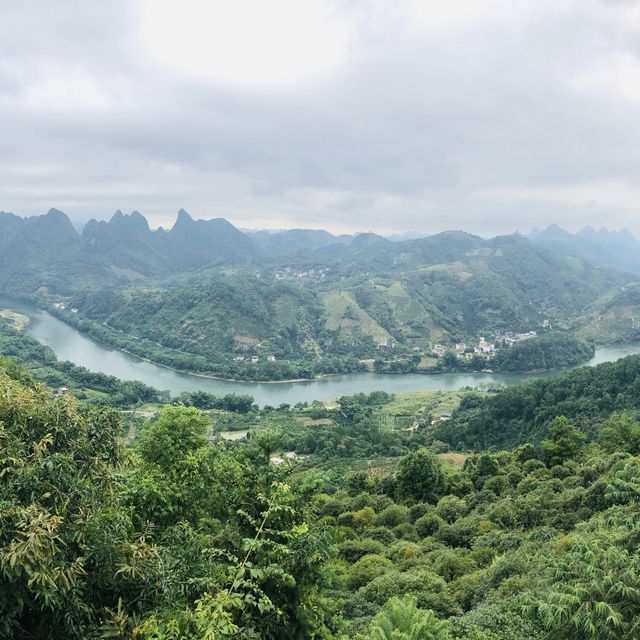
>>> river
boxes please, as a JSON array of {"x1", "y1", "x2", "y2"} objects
[{"x1": 3, "y1": 297, "x2": 640, "y2": 406}]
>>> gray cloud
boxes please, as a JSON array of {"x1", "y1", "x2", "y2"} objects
[{"x1": 1, "y1": 0, "x2": 640, "y2": 236}]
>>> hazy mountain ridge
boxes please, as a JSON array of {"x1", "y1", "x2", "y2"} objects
[
  {"x1": 526, "y1": 223, "x2": 640, "y2": 276},
  {"x1": 247, "y1": 228, "x2": 352, "y2": 256},
  {"x1": 5, "y1": 207, "x2": 639, "y2": 279},
  {"x1": 1, "y1": 208, "x2": 359, "y2": 283}
]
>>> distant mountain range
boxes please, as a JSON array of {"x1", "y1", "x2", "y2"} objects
[
  {"x1": 0, "y1": 208, "x2": 359, "y2": 292},
  {"x1": 2, "y1": 207, "x2": 639, "y2": 292},
  {"x1": 3, "y1": 208, "x2": 640, "y2": 280},
  {"x1": 0, "y1": 208, "x2": 432, "y2": 290},
  {"x1": 525, "y1": 224, "x2": 640, "y2": 276}
]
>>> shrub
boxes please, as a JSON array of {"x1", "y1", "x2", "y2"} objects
[
  {"x1": 339, "y1": 538, "x2": 386, "y2": 563},
  {"x1": 409, "y1": 503, "x2": 431, "y2": 523},
  {"x1": 435, "y1": 495, "x2": 467, "y2": 523},
  {"x1": 353, "y1": 506, "x2": 377, "y2": 528},
  {"x1": 393, "y1": 523, "x2": 420, "y2": 541},
  {"x1": 365, "y1": 526, "x2": 397, "y2": 545},
  {"x1": 377, "y1": 504, "x2": 411, "y2": 527},
  {"x1": 347, "y1": 554, "x2": 394, "y2": 590},
  {"x1": 415, "y1": 512, "x2": 445, "y2": 538}
]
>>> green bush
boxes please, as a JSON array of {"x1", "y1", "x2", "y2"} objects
[
  {"x1": 347, "y1": 554, "x2": 395, "y2": 590},
  {"x1": 416, "y1": 512, "x2": 445, "y2": 538},
  {"x1": 377, "y1": 504, "x2": 411, "y2": 527}
]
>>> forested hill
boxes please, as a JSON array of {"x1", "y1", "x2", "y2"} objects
[
  {"x1": 52, "y1": 232, "x2": 625, "y2": 379},
  {"x1": 435, "y1": 352, "x2": 640, "y2": 450},
  {"x1": 0, "y1": 208, "x2": 358, "y2": 292},
  {"x1": 0, "y1": 208, "x2": 262, "y2": 292}
]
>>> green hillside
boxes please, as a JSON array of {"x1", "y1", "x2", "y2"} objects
[
  {"x1": 37, "y1": 233, "x2": 628, "y2": 379},
  {"x1": 577, "y1": 282, "x2": 640, "y2": 343},
  {"x1": 323, "y1": 290, "x2": 392, "y2": 344},
  {"x1": 434, "y1": 352, "x2": 640, "y2": 449}
]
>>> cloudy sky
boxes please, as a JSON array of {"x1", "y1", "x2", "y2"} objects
[{"x1": 2, "y1": 0, "x2": 640, "y2": 236}]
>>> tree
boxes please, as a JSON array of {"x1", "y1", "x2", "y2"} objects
[
  {"x1": 526, "y1": 532, "x2": 640, "y2": 639},
  {"x1": 337, "y1": 393, "x2": 375, "y2": 424},
  {"x1": 360, "y1": 596, "x2": 451, "y2": 640},
  {"x1": 347, "y1": 554, "x2": 395, "y2": 590},
  {"x1": 598, "y1": 412, "x2": 640, "y2": 455},
  {"x1": 541, "y1": 416, "x2": 585, "y2": 467},
  {"x1": 469, "y1": 454, "x2": 499, "y2": 488},
  {"x1": 136, "y1": 404, "x2": 210, "y2": 468},
  {"x1": 397, "y1": 448, "x2": 445, "y2": 503},
  {"x1": 125, "y1": 405, "x2": 242, "y2": 528},
  {"x1": 0, "y1": 364, "x2": 159, "y2": 639},
  {"x1": 439, "y1": 352, "x2": 459, "y2": 371},
  {"x1": 434, "y1": 495, "x2": 467, "y2": 523}
]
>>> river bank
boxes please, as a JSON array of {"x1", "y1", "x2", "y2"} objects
[{"x1": 3, "y1": 296, "x2": 640, "y2": 406}]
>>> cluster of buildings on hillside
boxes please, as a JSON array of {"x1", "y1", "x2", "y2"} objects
[
  {"x1": 233, "y1": 355, "x2": 277, "y2": 364},
  {"x1": 432, "y1": 330, "x2": 539, "y2": 360},
  {"x1": 52, "y1": 302, "x2": 79, "y2": 313},
  {"x1": 268, "y1": 266, "x2": 330, "y2": 280},
  {"x1": 433, "y1": 337, "x2": 496, "y2": 360}
]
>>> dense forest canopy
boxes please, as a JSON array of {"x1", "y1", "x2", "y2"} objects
[{"x1": 437, "y1": 352, "x2": 640, "y2": 450}]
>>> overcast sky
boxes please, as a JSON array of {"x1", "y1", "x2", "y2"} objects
[{"x1": 2, "y1": 0, "x2": 640, "y2": 236}]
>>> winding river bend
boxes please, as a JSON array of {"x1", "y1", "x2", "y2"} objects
[{"x1": 3, "y1": 297, "x2": 640, "y2": 406}]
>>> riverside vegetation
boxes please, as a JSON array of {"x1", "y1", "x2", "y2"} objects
[{"x1": 2, "y1": 350, "x2": 640, "y2": 638}]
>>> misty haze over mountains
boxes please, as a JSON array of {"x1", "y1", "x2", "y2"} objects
[{"x1": 525, "y1": 224, "x2": 640, "y2": 277}]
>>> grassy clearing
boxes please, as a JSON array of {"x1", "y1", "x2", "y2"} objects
[
  {"x1": 383, "y1": 389, "x2": 469, "y2": 419},
  {"x1": 323, "y1": 290, "x2": 391, "y2": 343},
  {"x1": 0, "y1": 310, "x2": 29, "y2": 331},
  {"x1": 438, "y1": 452, "x2": 469, "y2": 467}
]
